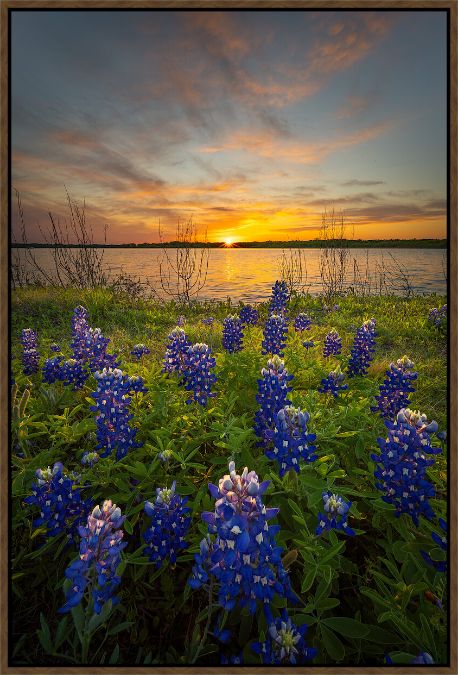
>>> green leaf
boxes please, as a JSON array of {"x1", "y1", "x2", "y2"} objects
[
  {"x1": 38, "y1": 613, "x2": 53, "y2": 654},
  {"x1": 71, "y1": 603, "x2": 85, "y2": 645},
  {"x1": 320, "y1": 624, "x2": 345, "y2": 661},
  {"x1": 109, "y1": 643, "x2": 120, "y2": 664},
  {"x1": 322, "y1": 617, "x2": 370, "y2": 638},
  {"x1": 336, "y1": 431, "x2": 358, "y2": 437},
  {"x1": 301, "y1": 567, "x2": 317, "y2": 593},
  {"x1": 124, "y1": 519, "x2": 133, "y2": 535}
]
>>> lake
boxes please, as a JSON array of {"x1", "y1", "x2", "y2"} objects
[{"x1": 12, "y1": 247, "x2": 447, "y2": 302}]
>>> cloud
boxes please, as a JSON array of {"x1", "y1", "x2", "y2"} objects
[
  {"x1": 341, "y1": 179, "x2": 386, "y2": 187},
  {"x1": 200, "y1": 120, "x2": 395, "y2": 164}
]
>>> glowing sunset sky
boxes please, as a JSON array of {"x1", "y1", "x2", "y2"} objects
[{"x1": 11, "y1": 9, "x2": 447, "y2": 243}]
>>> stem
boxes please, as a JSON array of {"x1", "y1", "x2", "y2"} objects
[{"x1": 191, "y1": 577, "x2": 214, "y2": 664}]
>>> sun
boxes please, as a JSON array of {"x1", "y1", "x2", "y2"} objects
[{"x1": 224, "y1": 237, "x2": 234, "y2": 247}]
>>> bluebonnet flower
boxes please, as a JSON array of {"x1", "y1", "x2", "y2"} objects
[
  {"x1": 131, "y1": 343, "x2": 150, "y2": 360},
  {"x1": 158, "y1": 447, "x2": 173, "y2": 463},
  {"x1": 265, "y1": 406, "x2": 317, "y2": 477},
  {"x1": 189, "y1": 535, "x2": 213, "y2": 590},
  {"x1": 252, "y1": 610, "x2": 316, "y2": 664},
  {"x1": 221, "y1": 653, "x2": 243, "y2": 665},
  {"x1": 61, "y1": 358, "x2": 89, "y2": 390},
  {"x1": 21, "y1": 328, "x2": 39, "y2": 375},
  {"x1": 42, "y1": 355, "x2": 64, "y2": 384},
  {"x1": 428, "y1": 304, "x2": 447, "y2": 328},
  {"x1": 240, "y1": 305, "x2": 259, "y2": 325},
  {"x1": 50, "y1": 343, "x2": 61, "y2": 353},
  {"x1": 189, "y1": 462, "x2": 296, "y2": 615},
  {"x1": 371, "y1": 408, "x2": 441, "y2": 526},
  {"x1": 212, "y1": 616, "x2": 231, "y2": 644},
  {"x1": 24, "y1": 461, "x2": 93, "y2": 542},
  {"x1": 177, "y1": 315, "x2": 185, "y2": 326},
  {"x1": 302, "y1": 339, "x2": 315, "y2": 351},
  {"x1": 162, "y1": 327, "x2": 191, "y2": 374},
  {"x1": 59, "y1": 500, "x2": 127, "y2": 614},
  {"x1": 347, "y1": 318, "x2": 377, "y2": 377},
  {"x1": 421, "y1": 518, "x2": 447, "y2": 572},
  {"x1": 222, "y1": 315, "x2": 244, "y2": 353},
  {"x1": 262, "y1": 314, "x2": 288, "y2": 356},
  {"x1": 323, "y1": 329, "x2": 342, "y2": 357},
  {"x1": 371, "y1": 355, "x2": 418, "y2": 419},
  {"x1": 318, "y1": 366, "x2": 348, "y2": 398},
  {"x1": 202, "y1": 316, "x2": 215, "y2": 326},
  {"x1": 269, "y1": 280, "x2": 289, "y2": 315},
  {"x1": 294, "y1": 313, "x2": 312, "y2": 332},
  {"x1": 316, "y1": 491, "x2": 355, "y2": 536},
  {"x1": 91, "y1": 368, "x2": 147, "y2": 461},
  {"x1": 412, "y1": 653, "x2": 434, "y2": 664},
  {"x1": 143, "y1": 482, "x2": 191, "y2": 567},
  {"x1": 70, "y1": 306, "x2": 118, "y2": 372},
  {"x1": 81, "y1": 451, "x2": 100, "y2": 467},
  {"x1": 254, "y1": 355, "x2": 293, "y2": 446},
  {"x1": 181, "y1": 343, "x2": 217, "y2": 406}
]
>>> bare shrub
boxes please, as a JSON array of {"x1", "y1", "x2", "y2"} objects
[
  {"x1": 158, "y1": 218, "x2": 210, "y2": 304},
  {"x1": 277, "y1": 248, "x2": 309, "y2": 295},
  {"x1": 319, "y1": 208, "x2": 349, "y2": 298}
]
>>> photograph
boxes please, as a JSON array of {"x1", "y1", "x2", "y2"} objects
[{"x1": 2, "y1": 3, "x2": 455, "y2": 670}]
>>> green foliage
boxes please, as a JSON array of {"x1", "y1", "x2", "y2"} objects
[{"x1": 11, "y1": 288, "x2": 447, "y2": 665}]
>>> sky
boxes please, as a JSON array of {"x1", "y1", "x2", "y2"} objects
[{"x1": 11, "y1": 9, "x2": 447, "y2": 243}]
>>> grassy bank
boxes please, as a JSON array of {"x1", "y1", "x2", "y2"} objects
[{"x1": 10, "y1": 287, "x2": 448, "y2": 666}]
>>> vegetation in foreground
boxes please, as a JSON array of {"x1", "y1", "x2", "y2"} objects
[{"x1": 11, "y1": 286, "x2": 448, "y2": 666}]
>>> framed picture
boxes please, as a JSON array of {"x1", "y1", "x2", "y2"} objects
[{"x1": 1, "y1": 2, "x2": 456, "y2": 672}]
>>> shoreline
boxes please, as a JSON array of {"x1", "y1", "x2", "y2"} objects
[{"x1": 11, "y1": 239, "x2": 447, "y2": 250}]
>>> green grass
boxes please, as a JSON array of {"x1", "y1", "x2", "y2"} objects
[{"x1": 10, "y1": 286, "x2": 448, "y2": 666}]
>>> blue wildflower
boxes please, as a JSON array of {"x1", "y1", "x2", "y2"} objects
[
  {"x1": 428, "y1": 304, "x2": 447, "y2": 328},
  {"x1": 21, "y1": 328, "x2": 39, "y2": 375},
  {"x1": 269, "y1": 281, "x2": 289, "y2": 315},
  {"x1": 316, "y1": 491, "x2": 355, "y2": 536},
  {"x1": 302, "y1": 339, "x2": 315, "y2": 351},
  {"x1": 318, "y1": 366, "x2": 348, "y2": 398},
  {"x1": 162, "y1": 327, "x2": 191, "y2": 374},
  {"x1": 252, "y1": 609, "x2": 316, "y2": 664},
  {"x1": 70, "y1": 306, "x2": 118, "y2": 372},
  {"x1": 42, "y1": 355, "x2": 64, "y2": 384},
  {"x1": 61, "y1": 358, "x2": 89, "y2": 390},
  {"x1": 131, "y1": 343, "x2": 150, "y2": 360},
  {"x1": 177, "y1": 315, "x2": 185, "y2": 326},
  {"x1": 294, "y1": 313, "x2": 312, "y2": 332},
  {"x1": 254, "y1": 355, "x2": 293, "y2": 446},
  {"x1": 189, "y1": 535, "x2": 213, "y2": 590},
  {"x1": 181, "y1": 343, "x2": 217, "y2": 406},
  {"x1": 421, "y1": 518, "x2": 447, "y2": 572},
  {"x1": 222, "y1": 315, "x2": 244, "y2": 353},
  {"x1": 371, "y1": 355, "x2": 418, "y2": 419},
  {"x1": 221, "y1": 653, "x2": 243, "y2": 665},
  {"x1": 91, "y1": 367, "x2": 147, "y2": 461},
  {"x1": 265, "y1": 406, "x2": 317, "y2": 477},
  {"x1": 323, "y1": 329, "x2": 342, "y2": 357},
  {"x1": 59, "y1": 500, "x2": 127, "y2": 614},
  {"x1": 189, "y1": 461, "x2": 296, "y2": 615},
  {"x1": 24, "y1": 461, "x2": 93, "y2": 542},
  {"x1": 262, "y1": 314, "x2": 288, "y2": 356},
  {"x1": 81, "y1": 451, "x2": 100, "y2": 467},
  {"x1": 347, "y1": 318, "x2": 376, "y2": 377},
  {"x1": 371, "y1": 408, "x2": 441, "y2": 526},
  {"x1": 412, "y1": 652, "x2": 434, "y2": 664},
  {"x1": 240, "y1": 305, "x2": 259, "y2": 325},
  {"x1": 202, "y1": 316, "x2": 215, "y2": 326},
  {"x1": 50, "y1": 343, "x2": 61, "y2": 353},
  {"x1": 143, "y1": 481, "x2": 191, "y2": 567}
]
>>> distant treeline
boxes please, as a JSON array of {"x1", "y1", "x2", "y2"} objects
[{"x1": 11, "y1": 239, "x2": 447, "y2": 249}]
